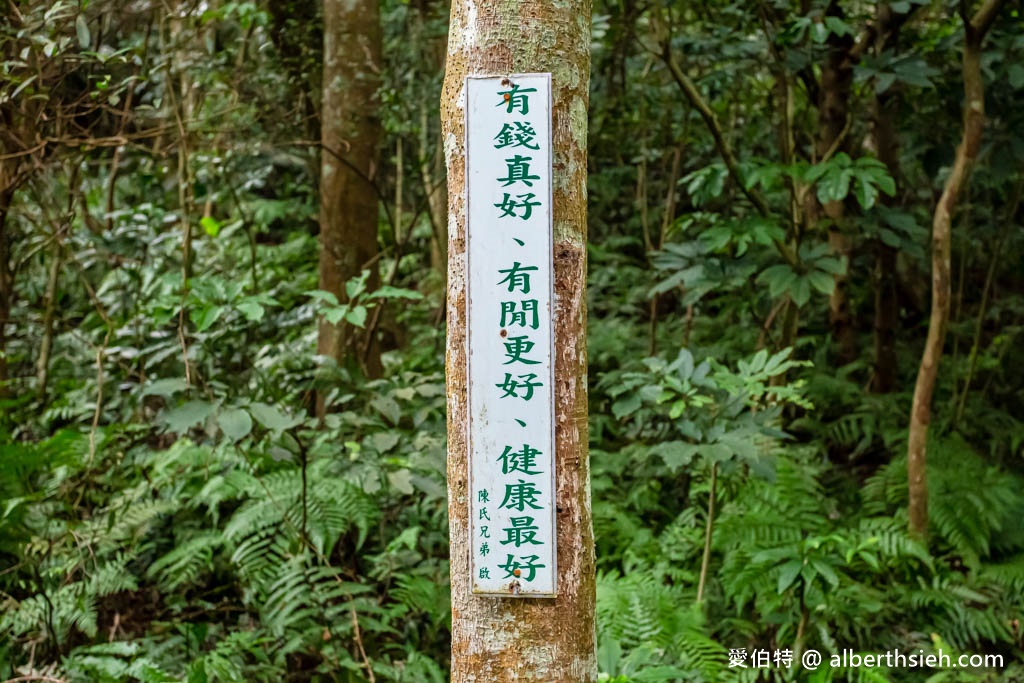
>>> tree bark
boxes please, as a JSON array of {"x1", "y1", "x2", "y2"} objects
[
  {"x1": 36, "y1": 242, "x2": 62, "y2": 402},
  {"x1": 0, "y1": 183, "x2": 13, "y2": 399},
  {"x1": 441, "y1": 0, "x2": 597, "y2": 680},
  {"x1": 815, "y1": 1, "x2": 857, "y2": 366},
  {"x1": 870, "y1": 4, "x2": 907, "y2": 394},
  {"x1": 317, "y1": 0, "x2": 383, "y2": 390},
  {"x1": 907, "y1": 0, "x2": 1006, "y2": 537}
]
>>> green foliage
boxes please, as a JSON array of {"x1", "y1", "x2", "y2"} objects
[{"x1": 2, "y1": 0, "x2": 1024, "y2": 681}]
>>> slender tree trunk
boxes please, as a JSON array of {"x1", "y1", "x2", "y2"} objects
[
  {"x1": 318, "y1": 0, "x2": 382, "y2": 393},
  {"x1": 413, "y1": 3, "x2": 450, "y2": 291},
  {"x1": 870, "y1": 4, "x2": 906, "y2": 394},
  {"x1": 696, "y1": 463, "x2": 717, "y2": 605},
  {"x1": 421, "y1": 128, "x2": 448, "y2": 286},
  {"x1": 907, "y1": 0, "x2": 1006, "y2": 537},
  {"x1": 0, "y1": 184, "x2": 14, "y2": 399},
  {"x1": 442, "y1": 0, "x2": 596, "y2": 680},
  {"x1": 36, "y1": 243, "x2": 62, "y2": 401},
  {"x1": 815, "y1": 1, "x2": 857, "y2": 365}
]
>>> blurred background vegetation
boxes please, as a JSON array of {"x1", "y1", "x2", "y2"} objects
[{"x1": 1, "y1": 0, "x2": 1022, "y2": 681}]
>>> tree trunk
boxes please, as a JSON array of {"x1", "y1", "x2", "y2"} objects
[
  {"x1": 815, "y1": 1, "x2": 857, "y2": 366},
  {"x1": 317, "y1": 0, "x2": 382, "y2": 390},
  {"x1": 870, "y1": 4, "x2": 906, "y2": 394},
  {"x1": 907, "y1": 0, "x2": 1006, "y2": 537},
  {"x1": 0, "y1": 183, "x2": 13, "y2": 399},
  {"x1": 441, "y1": 0, "x2": 597, "y2": 680},
  {"x1": 36, "y1": 243, "x2": 62, "y2": 401}
]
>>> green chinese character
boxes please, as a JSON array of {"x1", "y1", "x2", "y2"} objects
[
  {"x1": 503, "y1": 335, "x2": 541, "y2": 365},
  {"x1": 498, "y1": 155, "x2": 540, "y2": 187},
  {"x1": 500, "y1": 300, "x2": 540, "y2": 329},
  {"x1": 498, "y1": 443, "x2": 543, "y2": 475},
  {"x1": 480, "y1": 542, "x2": 491, "y2": 557},
  {"x1": 497, "y1": 84, "x2": 537, "y2": 114},
  {"x1": 497, "y1": 262, "x2": 538, "y2": 294},
  {"x1": 477, "y1": 489, "x2": 489, "y2": 503},
  {"x1": 500, "y1": 516, "x2": 543, "y2": 547},
  {"x1": 479, "y1": 508, "x2": 490, "y2": 521},
  {"x1": 494, "y1": 192, "x2": 542, "y2": 220},
  {"x1": 499, "y1": 553, "x2": 546, "y2": 582},
  {"x1": 493, "y1": 122, "x2": 539, "y2": 150},
  {"x1": 479, "y1": 567, "x2": 490, "y2": 579},
  {"x1": 480, "y1": 525, "x2": 490, "y2": 538},
  {"x1": 499, "y1": 479, "x2": 544, "y2": 512},
  {"x1": 495, "y1": 372, "x2": 542, "y2": 400}
]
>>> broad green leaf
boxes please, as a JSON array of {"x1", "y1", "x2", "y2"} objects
[
  {"x1": 374, "y1": 285, "x2": 424, "y2": 300},
  {"x1": 657, "y1": 441, "x2": 699, "y2": 472},
  {"x1": 817, "y1": 167, "x2": 852, "y2": 204},
  {"x1": 854, "y1": 177, "x2": 879, "y2": 209},
  {"x1": 249, "y1": 402, "x2": 302, "y2": 432},
  {"x1": 163, "y1": 400, "x2": 215, "y2": 434},
  {"x1": 323, "y1": 307, "x2": 346, "y2": 325},
  {"x1": 777, "y1": 559, "x2": 803, "y2": 593},
  {"x1": 789, "y1": 277, "x2": 812, "y2": 307},
  {"x1": 75, "y1": 15, "x2": 91, "y2": 48},
  {"x1": 218, "y1": 408, "x2": 252, "y2": 441},
  {"x1": 612, "y1": 393, "x2": 642, "y2": 420},
  {"x1": 200, "y1": 215, "x2": 221, "y2": 237},
  {"x1": 811, "y1": 559, "x2": 840, "y2": 586},
  {"x1": 388, "y1": 469, "x2": 415, "y2": 495},
  {"x1": 807, "y1": 270, "x2": 835, "y2": 295},
  {"x1": 345, "y1": 306, "x2": 368, "y2": 328},
  {"x1": 142, "y1": 377, "x2": 188, "y2": 398},
  {"x1": 371, "y1": 395, "x2": 401, "y2": 425},
  {"x1": 191, "y1": 305, "x2": 224, "y2": 332},
  {"x1": 367, "y1": 432, "x2": 400, "y2": 453},
  {"x1": 236, "y1": 300, "x2": 264, "y2": 322},
  {"x1": 307, "y1": 289, "x2": 339, "y2": 306}
]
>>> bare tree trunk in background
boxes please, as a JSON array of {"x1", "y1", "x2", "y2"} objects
[
  {"x1": 907, "y1": 0, "x2": 1006, "y2": 537},
  {"x1": 0, "y1": 182, "x2": 13, "y2": 400},
  {"x1": 412, "y1": 1, "x2": 449, "y2": 292},
  {"x1": 35, "y1": 240, "x2": 62, "y2": 402},
  {"x1": 318, "y1": 0, "x2": 382, "y2": 400},
  {"x1": 815, "y1": 1, "x2": 857, "y2": 366},
  {"x1": 869, "y1": 4, "x2": 907, "y2": 395},
  {"x1": 420, "y1": 108, "x2": 448, "y2": 288},
  {"x1": 441, "y1": 0, "x2": 597, "y2": 679}
]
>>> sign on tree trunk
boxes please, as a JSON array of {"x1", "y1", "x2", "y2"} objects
[
  {"x1": 441, "y1": 0, "x2": 596, "y2": 677},
  {"x1": 466, "y1": 74, "x2": 555, "y2": 597}
]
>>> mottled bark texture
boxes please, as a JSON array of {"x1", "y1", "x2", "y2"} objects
[
  {"x1": 318, "y1": 0, "x2": 382, "y2": 388},
  {"x1": 441, "y1": 0, "x2": 597, "y2": 680},
  {"x1": 907, "y1": 0, "x2": 1006, "y2": 537}
]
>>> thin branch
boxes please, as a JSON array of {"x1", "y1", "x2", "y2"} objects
[
  {"x1": 971, "y1": 0, "x2": 1008, "y2": 35},
  {"x1": 351, "y1": 607, "x2": 377, "y2": 683},
  {"x1": 661, "y1": 52, "x2": 771, "y2": 217},
  {"x1": 656, "y1": 48, "x2": 798, "y2": 267}
]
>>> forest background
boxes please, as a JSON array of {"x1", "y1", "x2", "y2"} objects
[{"x1": 1, "y1": 0, "x2": 1023, "y2": 681}]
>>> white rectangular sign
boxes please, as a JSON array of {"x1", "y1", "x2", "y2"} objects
[{"x1": 466, "y1": 74, "x2": 556, "y2": 597}]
